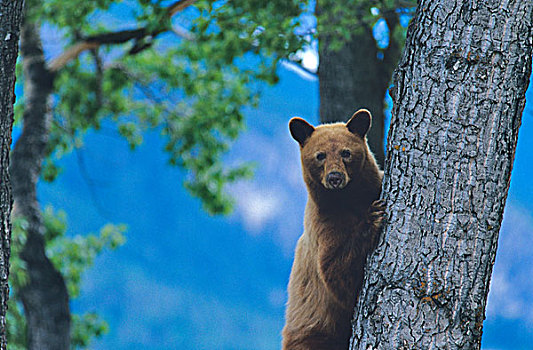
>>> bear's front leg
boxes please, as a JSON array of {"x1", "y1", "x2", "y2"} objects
[
  {"x1": 317, "y1": 237, "x2": 363, "y2": 309},
  {"x1": 318, "y1": 200, "x2": 387, "y2": 308}
]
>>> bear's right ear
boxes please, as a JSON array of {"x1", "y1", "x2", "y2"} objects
[
  {"x1": 346, "y1": 109, "x2": 372, "y2": 138},
  {"x1": 289, "y1": 117, "x2": 315, "y2": 147}
]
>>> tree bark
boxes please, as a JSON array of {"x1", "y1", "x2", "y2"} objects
[
  {"x1": 10, "y1": 20, "x2": 70, "y2": 350},
  {"x1": 351, "y1": 0, "x2": 532, "y2": 349},
  {"x1": 0, "y1": 1, "x2": 25, "y2": 349},
  {"x1": 317, "y1": 9, "x2": 401, "y2": 169}
]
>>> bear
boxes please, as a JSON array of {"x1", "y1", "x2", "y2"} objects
[{"x1": 282, "y1": 109, "x2": 385, "y2": 350}]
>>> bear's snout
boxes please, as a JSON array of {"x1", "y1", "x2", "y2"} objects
[{"x1": 326, "y1": 171, "x2": 345, "y2": 189}]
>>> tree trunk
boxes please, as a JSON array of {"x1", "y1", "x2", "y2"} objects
[
  {"x1": 351, "y1": 1, "x2": 532, "y2": 349},
  {"x1": 10, "y1": 20, "x2": 70, "y2": 350},
  {"x1": 0, "y1": 1, "x2": 25, "y2": 349},
  {"x1": 317, "y1": 8, "x2": 401, "y2": 169}
]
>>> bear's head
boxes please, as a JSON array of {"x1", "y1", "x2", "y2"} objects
[{"x1": 289, "y1": 109, "x2": 377, "y2": 201}]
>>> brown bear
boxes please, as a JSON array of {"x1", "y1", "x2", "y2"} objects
[{"x1": 282, "y1": 109, "x2": 385, "y2": 350}]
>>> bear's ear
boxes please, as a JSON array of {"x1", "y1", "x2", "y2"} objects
[
  {"x1": 346, "y1": 109, "x2": 372, "y2": 138},
  {"x1": 289, "y1": 117, "x2": 315, "y2": 147}
]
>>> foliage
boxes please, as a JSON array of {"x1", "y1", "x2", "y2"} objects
[
  {"x1": 21, "y1": 0, "x2": 307, "y2": 215},
  {"x1": 7, "y1": 207, "x2": 126, "y2": 349}
]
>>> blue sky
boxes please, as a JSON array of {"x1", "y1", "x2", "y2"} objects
[{"x1": 28, "y1": 3, "x2": 533, "y2": 349}]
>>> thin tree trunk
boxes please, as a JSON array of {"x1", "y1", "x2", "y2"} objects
[
  {"x1": 0, "y1": 1, "x2": 25, "y2": 349},
  {"x1": 317, "y1": 8, "x2": 401, "y2": 169},
  {"x1": 351, "y1": 1, "x2": 532, "y2": 349},
  {"x1": 10, "y1": 20, "x2": 70, "y2": 350}
]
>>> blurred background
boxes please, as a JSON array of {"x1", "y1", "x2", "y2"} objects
[{"x1": 9, "y1": 0, "x2": 533, "y2": 349}]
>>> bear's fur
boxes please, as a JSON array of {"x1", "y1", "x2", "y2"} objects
[{"x1": 282, "y1": 109, "x2": 384, "y2": 350}]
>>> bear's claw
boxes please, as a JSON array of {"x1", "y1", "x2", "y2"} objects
[{"x1": 367, "y1": 199, "x2": 387, "y2": 229}]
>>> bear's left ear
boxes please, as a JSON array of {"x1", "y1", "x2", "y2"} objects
[
  {"x1": 346, "y1": 109, "x2": 372, "y2": 138},
  {"x1": 289, "y1": 117, "x2": 315, "y2": 147}
]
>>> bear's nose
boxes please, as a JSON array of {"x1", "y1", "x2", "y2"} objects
[{"x1": 327, "y1": 172, "x2": 344, "y2": 189}]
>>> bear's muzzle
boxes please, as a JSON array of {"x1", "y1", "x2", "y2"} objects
[{"x1": 326, "y1": 171, "x2": 346, "y2": 189}]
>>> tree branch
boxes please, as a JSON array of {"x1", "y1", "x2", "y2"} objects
[
  {"x1": 48, "y1": 0, "x2": 197, "y2": 72},
  {"x1": 171, "y1": 23, "x2": 195, "y2": 40},
  {"x1": 168, "y1": 0, "x2": 196, "y2": 16}
]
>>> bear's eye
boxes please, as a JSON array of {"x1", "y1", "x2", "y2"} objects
[
  {"x1": 341, "y1": 149, "x2": 351, "y2": 158},
  {"x1": 316, "y1": 152, "x2": 326, "y2": 161}
]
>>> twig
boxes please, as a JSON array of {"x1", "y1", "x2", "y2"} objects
[{"x1": 48, "y1": 0, "x2": 197, "y2": 72}]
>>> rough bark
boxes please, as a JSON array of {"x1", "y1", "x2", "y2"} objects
[
  {"x1": 317, "y1": 8, "x2": 401, "y2": 169},
  {"x1": 10, "y1": 21, "x2": 70, "y2": 350},
  {"x1": 350, "y1": 0, "x2": 532, "y2": 349},
  {"x1": 0, "y1": 1, "x2": 25, "y2": 348}
]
